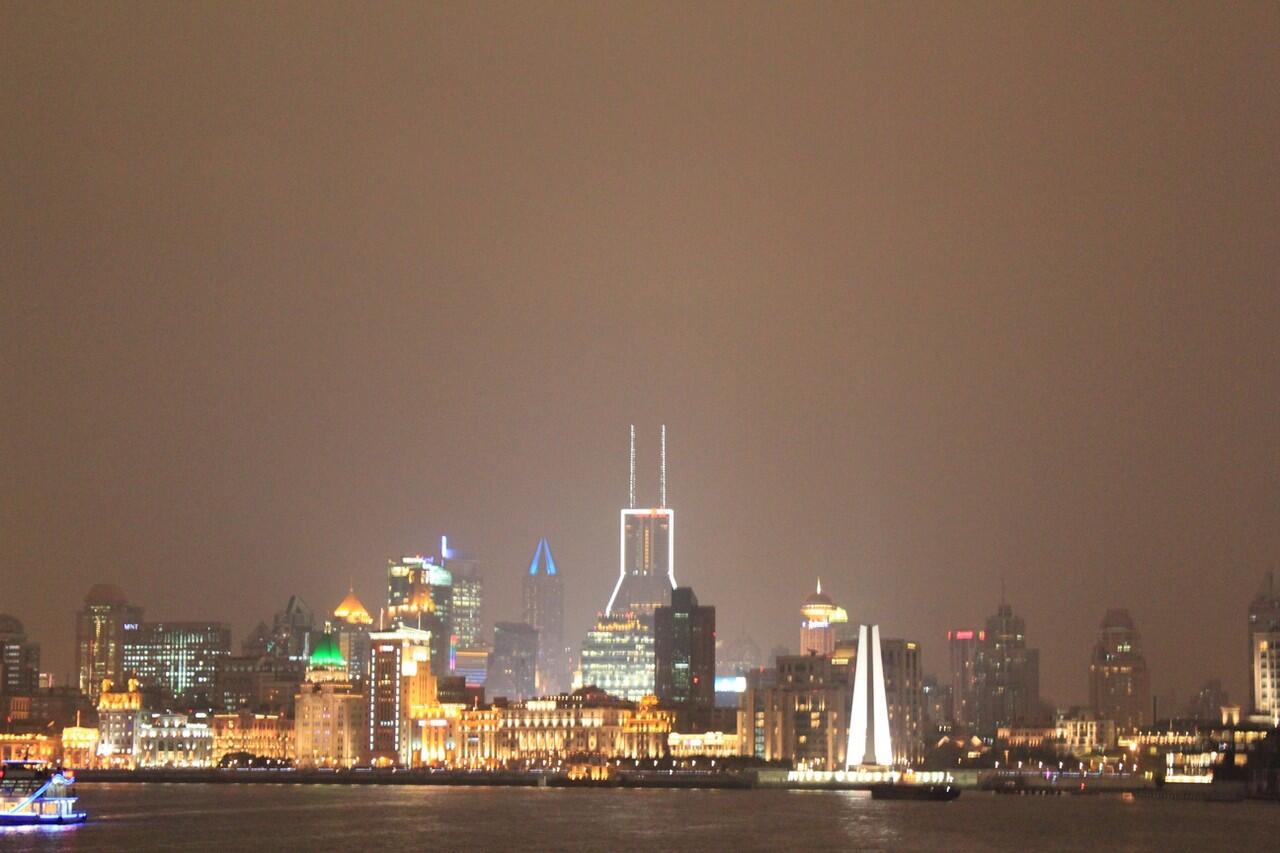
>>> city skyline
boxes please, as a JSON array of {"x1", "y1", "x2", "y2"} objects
[{"x1": 5, "y1": 1, "x2": 1279, "y2": 718}]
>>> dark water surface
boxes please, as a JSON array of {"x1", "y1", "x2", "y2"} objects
[{"x1": 2, "y1": 783, "x2": 1275, "y2": 852}]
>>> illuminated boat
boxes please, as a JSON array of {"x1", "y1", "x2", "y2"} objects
[{"x1": 0, "y1": 761, "x2": 88, "y2": 826}]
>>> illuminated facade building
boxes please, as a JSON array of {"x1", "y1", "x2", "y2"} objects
[
  {"x1": 367, "y1": 625, "x2": 435, "y2": 766},
  {"x1": 61, "y1": 723, "x2": 100, "y2": 768},
  {"x1": 452, "y1": 688, "x2": 674, "y2": 769},
  {"x1": 332, "y1": 588, "x2": 373, "y2": 688},
  {"x1": 974, "y1": 602, "x2": 1042, "y2": 734},
  {"x1": 295, "y1": 633, "x2": 367, "y2": 768},
  {"x1": 211, "y1": 712, "x2": 294, "y2": 763},
  {"x1": 386, "y1": 556, "x2": 454, "y2": 677},
  {"x1": 0, "y1": 614, "x2": 41, "y2": 702},
  {"x1": 800, "y1": 580, "x2": 846, "y2": 657},
  {"x1": 654, "y1": 587, "x2": 715, "y2": 731},
  {"x1": 0, "y1": 733, "x2": 59, "y2": 763},
  {"x1": 1248, "y1": 571, "x2": 1280, "y2": 720},
  {"x1": 523, "y1": 537, "x2": 569, "y2": 694},
  {"x1": 488, "y1": 622, "x2": 538, "y2": 701},
  {"x1": 579, "y1": 611, "x2": 655, "y2": 703},
  {"x1": 946, "y1": 628, "x2": 984, "y2": 727},
  {"x1": 122, "y1": 621, "x2": 231, "y2": 703},
  {"x1": 95, "y1": 679, "x2": 147, "y2": 769},
  {"x1": 1088, "y1": 608, "x2": 1151, "y2": 731},
  {"x1": 667, "y1": 730, "x2": 740, "y2": 758},
  {"x1": 76, "y1": 584, "x2": 144, "y2": 702},
  {"x1": 136, "y1": 713, "x2": 213, "y2": 768}
]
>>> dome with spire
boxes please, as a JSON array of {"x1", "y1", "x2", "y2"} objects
[
  {"x1": 803, "y1": 578, "x2": 835, "y2": 610},
  {"x1": 333, "y1": 587, "x2": 372, "y2": 625}
]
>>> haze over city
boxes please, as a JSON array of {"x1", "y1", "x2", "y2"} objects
[{"x1": 5, "y1": 0, "x2": 1279, "y2": 714}]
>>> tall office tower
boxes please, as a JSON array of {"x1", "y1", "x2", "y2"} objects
[
  {"x1": 582, "y1": 426, "x2": 676, "y2": 701},
  {"x1": 367, "y1": 625, "x2": 434, "y2": 766},
  {"x1": 946, "y1": 628, "x2": 984, "y2": 727},
  {"x1": 654, "y1": 587, "x2": 716, "y2": 731},
  {"x1": 579, "y1": 612, "x2": 656, "y2": 702},
  {"x1": 1088, "y1": 608, "x2": 1151, "y2": 731},
  {"x1": 385, "y1": 556, "x2": 454, "y2": 678},
  {"x1": 332, "y1": 587, "x2": 374, "y2": 687},
  {"x1": 523, "y1": 537, "x2": 568, "y2": 694},
  {"x1": 974, "y1": 602, "x2": 1041, "y2": 734},
  {"x1": 76, "y1": 584, "x2": 144, "y2": 702},
  {"x1": 295, "y1": 631, "x2": 367, "y2": 768},
  {"x1": 122, "y1": 621, "x2": 231, "y2": 703},
  {"x1": 800, "y1": 579, "x2": 841, "y2": 657},
  {"x1": 0, "y1": 615, "x2": 41, "y2": 701},
  {"x1": 441, "y1": 536, "x2": 484, "y2": 651},
  {"x1": 1248, "y1": 571, "x2": 1280, "y2": 719},
  {"x1": 488, "y1": 622, "x2": 539, "y2": 701}
]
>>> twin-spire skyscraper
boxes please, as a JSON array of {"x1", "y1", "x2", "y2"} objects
[
  {"x1": 606, "y1": 424, "x2": 676, "y2": 616},
  {"x1": 580, "y1": 425, "x2": 678, "y2": 701}
]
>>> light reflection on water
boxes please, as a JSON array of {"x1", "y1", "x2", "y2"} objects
[{"x1": 2, "y1": 783, "x2": 1275, "y2": 852}]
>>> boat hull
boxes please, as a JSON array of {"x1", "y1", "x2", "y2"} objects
[
  {"x1": 870, "y1": 783, "x2": 961, "y2": 801},
  {"x1": 0, "y1": 812, "x2": 88, "y2": 827}
]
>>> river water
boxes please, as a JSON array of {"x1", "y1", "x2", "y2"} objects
[{"x1": 2, "y1": 783, "x2": 1275, "y2": 851}]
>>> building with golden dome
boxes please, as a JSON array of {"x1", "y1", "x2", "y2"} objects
[
  {"x1": 800, "y1": 579, "x2": 848, "y2": 657},
  {"x1": 332, "y1": 587, "x2": 373, "y2": 687}
]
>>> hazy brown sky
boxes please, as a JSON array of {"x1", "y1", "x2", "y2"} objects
[{"x1": 3, "y1": 1, "x2": 1278, "y2": 707}]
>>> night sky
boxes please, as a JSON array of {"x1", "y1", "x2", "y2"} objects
[{"x1": 4, "y1": 2, "x2": 1278, "y2": 708}]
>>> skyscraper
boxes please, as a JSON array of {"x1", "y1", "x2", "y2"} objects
[
  {"x1": 76, "y1": 584, "x2": 144, "y2": 702},
  {"x1": 1248, "y1": 571, "x2": 1280, "y2": 719},
  {"x1": 522, "y1": 537, "x2": 568, "y2": 694},
  {"x1": 0, "y1": 615, "x2": 41, "y2": 701},
  {"x1": 385, "y1": 556, "x2": 453, "y2": 678},
  {"x1": 605, "y1": 425, "x2": 675, "y2": 616},
  {"x1": 488, "y1": 622, "x2": 539, "y2": 701},
  {"x1": 974, "y1": 602, "x2": 1041, "y2": 734},
  {"x1": 441, "y1": 536, "x2": 484, "y2": 651},
  {"x1": 654, "y1": 586, "x2": 715, "y2": 731},
  {"x1": 122, "y1": 621, "x2": 231, "y2": 703},
  {"x1": 582, "y1": 425, "x2": 677, "y2": 700},
  {"x1": 367, "y1": 625, "x2": 434, "y2": 766},
  {"x1": 1088, "y1": 608, "x2": 1151, "y2": 731},
  {"x1": 946, "y1": 628, "x2": 984, "y2": 728}
]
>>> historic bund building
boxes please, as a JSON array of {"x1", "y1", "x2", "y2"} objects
[{"x1": 295, "y1": 632, "x2": 368, "y2": 768}]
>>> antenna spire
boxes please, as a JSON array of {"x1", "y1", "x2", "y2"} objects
[
  {"x1": 628, "y1": 425, "x2": 636, "y2": 509},
  {"x1": 660, "y1": 424, "x2": 667, "y2": 508}
]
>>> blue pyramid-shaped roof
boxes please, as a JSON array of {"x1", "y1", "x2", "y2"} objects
[{"x1": 527, "y1": 537, "x2": 558, "y2": 576}]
